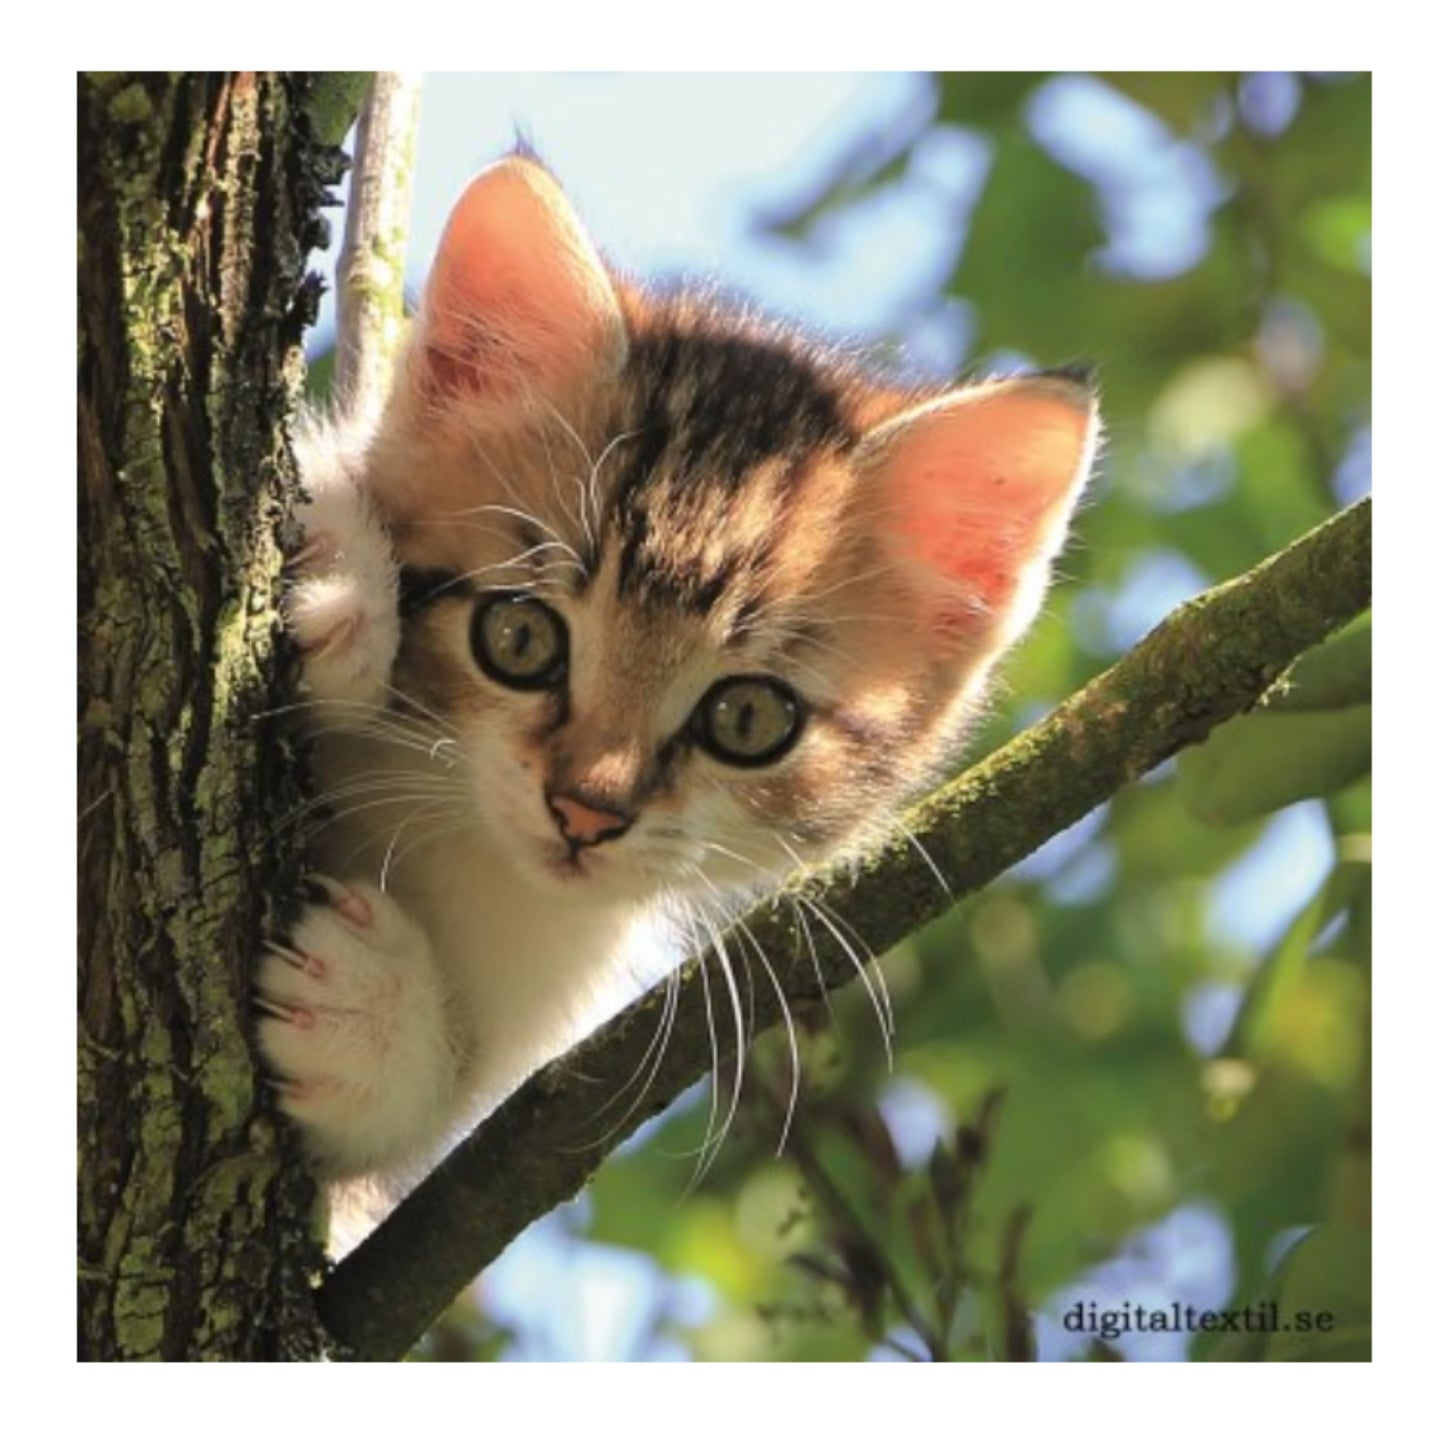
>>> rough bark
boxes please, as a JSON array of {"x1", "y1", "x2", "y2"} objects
[{"x1": 77, "y1": 70, "x2": 364, "y2": 1361}]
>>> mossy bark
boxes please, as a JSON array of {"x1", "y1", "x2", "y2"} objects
[{"x1": 77, "y1": 71, "x2": 361, "y2": 1361}]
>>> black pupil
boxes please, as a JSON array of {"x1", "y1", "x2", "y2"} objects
[
  {"x1": 478, "y1": 597, "x2": 561, "y2": 686},
  {"x1": 508, "y1": 618, "x2": 535, "y2": 663},
  {"x1": 705, "y1": 681, "x2": 796, "y2": 763},
  {"x1": 732, "y1": 699, "x2": 756, "y2": 742},
  {"x1": 500, "y1": 606, "x2": 552, "y2": 673}
]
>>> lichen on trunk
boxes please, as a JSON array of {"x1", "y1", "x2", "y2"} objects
[{"x1": 77, "y1": 71, "x2": 363, "y2": 1361}]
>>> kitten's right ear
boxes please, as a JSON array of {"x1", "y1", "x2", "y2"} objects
[{"x1": 410, "y1": 158, "x2": 626, "y2": 406}]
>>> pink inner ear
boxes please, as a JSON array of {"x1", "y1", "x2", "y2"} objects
[
  {"x1": 875, "y1": 383, "x2": 1096, "y2": 627},
  {"x1": 416, "y1": 160, "x2": 622, "y2": 401}
]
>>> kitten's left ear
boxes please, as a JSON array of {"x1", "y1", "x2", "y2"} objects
[
  {"x1": 411, "y1": 156, "x2": 626, "y2": 406},
  {"x1": 860, "y1": 374, "x2": 1099, "y2": 651}
]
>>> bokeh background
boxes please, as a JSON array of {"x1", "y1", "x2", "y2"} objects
[{"x1": 309, "y1": 72, "x2": 1371, "y2": 1362}]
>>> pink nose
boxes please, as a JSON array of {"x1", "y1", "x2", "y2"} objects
[{"x1": 547, "y1": 791, "x2": 633, "y2": 847}]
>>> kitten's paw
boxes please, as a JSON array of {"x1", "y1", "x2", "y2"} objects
[
  {"x1": 285, "y1": 470, "x2": 399, "y2": 712},
  {"x1": 257, "y1": 877, "x2": 457, "y2": 1176}
]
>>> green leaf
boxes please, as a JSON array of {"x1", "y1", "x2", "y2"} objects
[
  {"x1": 1266, "y1": 1224, "x2": 1371, "y2": 1361},
  {"x1": 1271, "y1": 615, "x2": 1370, "y2": 712},
  {"x1": 935, "y1": 72, "x2": 1044, "y2": 128},
  {"x1": 1262, "y1": 74, "x2": 1371, "y2": 217},
  {"x1": 949, "y1": 133, "x2": 1106, "y2": 359},
  {"x1": 1224, "y1": 856, "x2": 1370, "y2": 1059},
  {"x1": 305, "y1": 345, "x2": 336, "y2": 403},
  {"x1": 1231, "y1": 419, "x2": 1335, "y2": 554},
  {"x1": 1094, "y1": 73, "x2": 1229, "y2": 135},
  {"x1": 305, "y1": 73, "x2": 371, "y2": 148},
  {"x1": 1302, "y1": 195, "x2": 1371, "y2": 273},
  {"x1": 1177, "y1": 706, "x2": 1371, "y2": 824}
]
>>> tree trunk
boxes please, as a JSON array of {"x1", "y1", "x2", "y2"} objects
[{"x1": 77, "y1": 71, "x2": 362, "y2": 1361}]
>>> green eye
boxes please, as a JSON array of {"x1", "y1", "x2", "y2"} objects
[
  {"x1": 471, "y1": 594, "x2": 568, "y2": 689},
  {"x1": 694, "y1": 676, "x2": 803, "y2": 766}
]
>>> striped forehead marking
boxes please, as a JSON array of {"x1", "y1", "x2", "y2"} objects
[{"x1": 604, "y1": 317, "x2": 859, "y2": 613}]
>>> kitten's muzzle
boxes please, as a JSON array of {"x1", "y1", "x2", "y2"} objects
[{"x1": 546, "y1": 790, "x2": 635, "y2": 850}]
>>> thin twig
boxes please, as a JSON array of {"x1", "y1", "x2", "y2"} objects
[
  {"x1": 316, "y1": 498, "x2": 1371, "y2": 1360},
  {"x1": 787, "y1": 1123, "x2": 948, "y2": 1359},
  {"x1": 334, "y1": 72, "x2": 421, "y2": 421}
]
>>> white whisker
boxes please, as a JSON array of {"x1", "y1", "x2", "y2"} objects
[
  {"x1": 675, "y1": 906, "x2": 725, "y2": 1181},
  {"x1": 378, "y1": 803, "x2": 475, "y2": 892},
  {"x1": 566, "y1": 949, "x2": 683, "y2": 1151},
  {"x1": 586, "y1": 426, "x2": 641, "y2": 541},
  {"x1": 689, "y1": 859, "x2": 801, "y2": 1156},
  {"x1": 896, "y1": 817, "x2": 951, "y2": 900},
  {"x1": 678, "y1": 879, "x2": 748, "y2": 1184},
  {"x1": 795, "y1": 890, "x2": 894, "y2": 1067},
  {"x1": 448, "y1": 502, "x2": 586, "y2": 572}
]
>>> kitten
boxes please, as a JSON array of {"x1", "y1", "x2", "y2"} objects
[{"x1": 258, "y1": 156, "x2": 1098, "y2": 1190}]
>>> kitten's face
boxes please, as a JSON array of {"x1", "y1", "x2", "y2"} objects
[
  {"x1": 361, "y1": 159, "x2": 1097, "y2": 903},
  {"x1": 374, "y1": 400, "x2": 927, "y2": 899}
]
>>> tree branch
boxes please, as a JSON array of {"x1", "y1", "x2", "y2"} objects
[
  {"x1": 316, "y1": 497, "x2": 1371, "y2": 1359},
  {"x1": 333, "y1": 72, "x2": 420, "y2": 421}
]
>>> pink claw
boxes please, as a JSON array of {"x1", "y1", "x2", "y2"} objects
[
  {"x1": 265, "y1": 940, "x2": 329, "y2": 979},
  {"x1": 257, "y1": 995, "x2": 316, "y2": 1029},
  {"x1": 307, "y1": 874, "x2": 374, "y2": 929},
  {"x1": 335, "y1": 891, "x2": 373, "y2": 928}
]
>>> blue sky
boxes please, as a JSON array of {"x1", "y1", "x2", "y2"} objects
[{"x1": 314, "y1": 73, "x2": 958, "y2": 357}]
